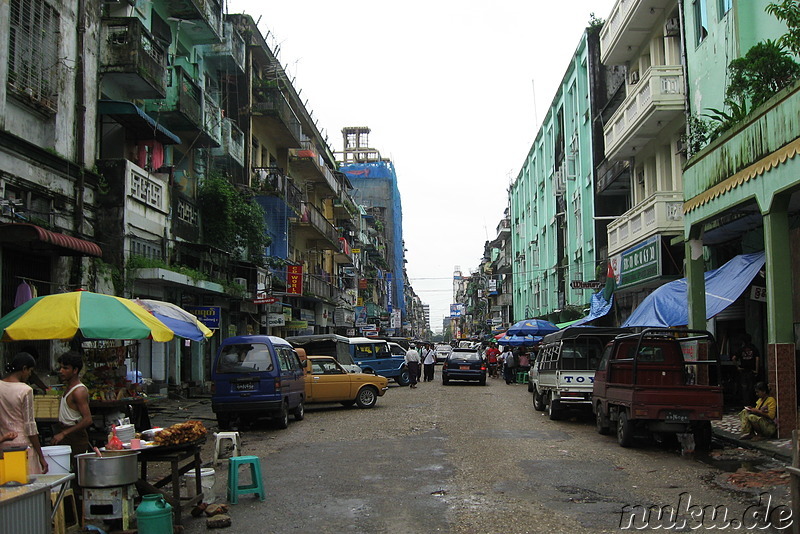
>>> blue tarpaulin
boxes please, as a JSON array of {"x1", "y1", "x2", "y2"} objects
[
  {"x1": 573, "y1": 293, "x2": 614, "y2": 326},
  {"x1": 622, "y1": 252, "x2": 766, "y2": 327}
]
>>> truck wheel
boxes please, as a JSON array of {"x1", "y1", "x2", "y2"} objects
[
  {"x1": 293, "y1": 401, "x2": 305, "y2": 421},
  {"x1": 356, "y1": 386, "x2": 378, "y2": 408},
  {"x1": 548, "y1": 396, "x2": 561, "y2": 420},
  {"x1": 275, "y1": 402, "x2": 289, "y2": 429},
  {"x1": 693, "y1": 421, "x2": 713, "y2": 451},
  {"x1": 395, "y1": 368, "x2": 410, "y2": 386},
  {"x1": 533, "y1": 388, "x2": 546, "y2": 411},
  {"x1": 617, "y1": 410, "x2": 633, "y2": 447},
  {"x1": 595, "y1": 406, "x2": 610, "y2": 435}
]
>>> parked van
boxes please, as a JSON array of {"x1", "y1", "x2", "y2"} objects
[
  {"x1": 530, "y1": 327, "x2": 632, "y2": 420},
  {"x1": 285, "y1": 334, "x2": 362, "y2": 373},
  {"x1": 348, "y1": 337, "x2": 410, "y2": 386},
  {"x1": 211, "y1": 335, "x2": 305, "y2": 430}
]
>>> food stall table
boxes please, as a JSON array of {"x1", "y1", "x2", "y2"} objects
[
  {"x1": 89, "y1": 397, "x2": 154, "y2": 431},
  {"x1": 0, "y1": 473, "x2": 75, "y2": 534},
  {"x1": 135, "y1": 439, "x2": 204, "y2": 526}
]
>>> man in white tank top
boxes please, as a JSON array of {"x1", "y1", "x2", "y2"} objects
[{"x1": 52, "y1": 351, "x2": 92, "y2": 456}]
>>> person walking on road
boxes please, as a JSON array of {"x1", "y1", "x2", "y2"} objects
[
  {"x1": 422, "y1": 345, "x2": 436, "y2": 382},
  {"x1": 405, "y1": 345, "x2": 421, "y2": 388},
  {"x1": 503, "y1": 349, "x2": 517, "y2": 384}
]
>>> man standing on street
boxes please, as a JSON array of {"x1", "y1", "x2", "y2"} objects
[
  {"x1": 52, "y1": 351, "x2": 92, "y2": 457},
  {"x1": 422, "y1": 344, "x2": 436, "y2": 382},
  {"x1": 405, "y1": 345, "x2": 421, "y2": 388}
]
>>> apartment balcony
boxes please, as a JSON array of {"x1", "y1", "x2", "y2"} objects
[
  {"x1": 600, "y1": 0, "x2": 669, "y2": 66},
  {"x1": 292, "y1": 202, "x2": 340, "y2": 250},
  {"x1": 289, "y1": 142, "x2": 339, "y2": 195},
  {"x1": 100, "y1": 18, "x2": 167, "y2": 99},
  {"x1": 161, "y1": 0, "x2": 223, "y2": 45},
  {"x1": 203, "y1": 93, "x2": 223, "y2": 147},
  {"x1": 334, "y1": 237, "x2": 354, "y2": 265},
  {"x1": 249, "y1": 89, "x2": 302, "y2": 148},
  {"x1": 132, "y1": 267, "x2": 225, "y2": 294},
  {"x1": 144, "y1": 66, "x2": 203, "y2": 140},
  {"x1": 198, "y1": 21, "x2": 245, "y2": 74},
  {"x1": 305, "y1": 273, "x2": 336, "y2": 302},
  {"x1": 332, "y1": 190, "x2": 357, "y2": 218},
  {"x1": 607, "y1": 191, "x2": 684, "y2": 255},
  {"x1": 211, "y1": 118, "x2": 245, "y2": 168},
  {"x1": 603, "y1": 65, "x2": 684, "y2": 160}
]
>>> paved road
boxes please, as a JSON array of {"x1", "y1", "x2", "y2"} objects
[{"x1": 152, "y1": 376, "x2": 791, "y2": 533}]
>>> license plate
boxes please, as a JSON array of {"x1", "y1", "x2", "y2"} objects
[
  {"x1": 664, "y1": 411, "x2": 689, "y2": 423},
  {"x1": 235, "y1": 382, "x2": 256, "y2": 392},
  {"x1": 459, "y1": 365, "x2": 470, "y2": 370}
]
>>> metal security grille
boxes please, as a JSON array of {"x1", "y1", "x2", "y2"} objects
[{"x1": 8, "y1": 0, "x2": 60, "y2": 111}]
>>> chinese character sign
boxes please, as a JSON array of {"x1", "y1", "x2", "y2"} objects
[{"x1": 286, "y1": 265, "x2": 303, "y2": 294}]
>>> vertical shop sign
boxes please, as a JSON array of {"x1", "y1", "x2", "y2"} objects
[
  {"x1": 286, "y1": 265, "x2": 303, "y2": 294},
  {"x1": 386, "y1": 272, "x2": 393, "y2": 313}
]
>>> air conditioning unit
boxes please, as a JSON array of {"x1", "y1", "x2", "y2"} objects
[
  {"x1": 665, "y1": 18, "x2": 680, "y2": 37},
  {"x1": 629, "y1": 70, "x2": 640, "y2": 85},
  {"x1": 233, "y1": 277, "x2": 248, "y2": 287}
]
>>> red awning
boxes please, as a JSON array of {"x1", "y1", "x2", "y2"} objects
[{"x1": 0, "y1": 223, "x2": 102, "y2": 257}]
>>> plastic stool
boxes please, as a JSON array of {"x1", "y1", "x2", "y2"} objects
[
  {"x1": 227, "y1": 456, "x2": 265, "y2": 504},
  {"x1": 214, "y1": 431, "x2": 241, "y2": 465},
  {"x1": 516, "y1": 371, "x2": 529, "y2": 384},
  {"x1": 51, "y1": 488, "x2": 79, "y2": 534}
]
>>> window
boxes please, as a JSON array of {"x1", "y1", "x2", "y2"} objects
[
  {"x1": 694, "y1": 0, "x2": 709, "y2": 44},
  {"x1": 8, "y1": 0, "x2": 60, "y2": 112},
  {"x1": 718, "y1": 0, "x2": 732, "y2": 17}
]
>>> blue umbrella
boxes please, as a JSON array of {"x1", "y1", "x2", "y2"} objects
[
  {"x1": 506, "y1": 319, "x2": 559, "y2": 337},
  {"x1": 497, "y1": 334, "x2": 542, "y2": 347}
]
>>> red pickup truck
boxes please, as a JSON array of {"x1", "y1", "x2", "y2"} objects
[{"x1": 592, "y1": 328, "x2": 723, "y2": 450}]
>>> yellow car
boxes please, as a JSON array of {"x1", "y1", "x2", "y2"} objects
[{"x1": 304, "y1": 356, "x2": 389, "y2": 408}]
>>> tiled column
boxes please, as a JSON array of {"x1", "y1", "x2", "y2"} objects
[{"x1": 764, "y1": 195, "x2": 796, "y2": 438}]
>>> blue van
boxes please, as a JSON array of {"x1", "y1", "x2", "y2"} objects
[
  {"x1": 211, "y1": 335, "x2": 305, "y2": 430},
  {"x1": 348, "y1": 337, "x2": 410, "y2": 386}
]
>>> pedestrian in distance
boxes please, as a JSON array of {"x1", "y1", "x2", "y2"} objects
[
  {"x1": 503, "y1": 349, "x2": 517, "y2": 384},
  {"x1": 0, "y1": 352, "x2": 49, "y2": 474},
  {"x1": 733, "y1": 334, "x2": 761, "y2": 406},
  {"x1": 739, "y1": 381, "x2": 777, "y2": 440},
  {"x1": 52, "y1": 351, "x2": 92, "y2": 457},
  {"x1": 405, "y1": 345, "x2": 421, "y2": 388},
  {"x1": 422, "y1": 344, "x2": 436, "y2": 382}
]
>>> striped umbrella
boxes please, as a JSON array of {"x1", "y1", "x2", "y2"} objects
[
  {"x1": 0, "y1": 290, "x2": 174, "y2": 342},
  {"x1": 134, "y1": 299, "x2": 213, "y2": 342}
]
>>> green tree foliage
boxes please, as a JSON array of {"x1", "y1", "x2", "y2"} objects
[
  {"x1": 767, "y1": 1, "x2": 800, "y2": 56},
  {"x1": 726, "y1": 39, "x2": 800, "y2": 108},
  {"x1": 198, "y1": 174, "x2": 271, "y2": 265}
]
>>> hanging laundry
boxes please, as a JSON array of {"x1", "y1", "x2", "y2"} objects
[{"x1": 14, "y1": 281, "x2": 32, "y2": 307}]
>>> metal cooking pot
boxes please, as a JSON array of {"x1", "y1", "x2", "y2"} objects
[{"x1": 76, "y1": 450, "x2": 139, "y2": 487}]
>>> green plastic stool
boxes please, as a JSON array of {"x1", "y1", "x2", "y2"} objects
[
  {"x1": 516, "y1": 371, "x2": 529, "y2": 384},
  {"x1": 227, "y1": 455, "x2": 265, "y2": 504}
]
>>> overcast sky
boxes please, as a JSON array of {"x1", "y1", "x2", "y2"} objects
[{"x1": 227, "y1": 1, "x2": 618, "y2": 333}]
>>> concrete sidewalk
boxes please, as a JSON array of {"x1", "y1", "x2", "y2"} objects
[{"x1": 712, "y1": 412, "x2": 793, "y2": 462}]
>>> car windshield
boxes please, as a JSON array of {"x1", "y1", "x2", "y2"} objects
[
  {"x1": 450, "y1": 351, "x2": 481, "y2": 362},
  {"x1": 217, "y1": 343, "x2": 274, "y2": 374}
]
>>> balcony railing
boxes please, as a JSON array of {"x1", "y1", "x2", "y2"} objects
[
  {"x1": 100, "y1": 18, "x2": 167, "y2": 99},
  {"x1": 251, "y1": 90, "x2": 302, "y2": 147},
  {"x1": 289, "y1": 141, "x2": 339, "y2": 194},
  {"x1": 161, "y1": 0, "x2": 222, "y2": 44},
  {"x1": 603, "y1": 65, "x2": 684, "y2": 159},
  {"x1": 212, "y1": 118, "x2": 245, "y2": 167},
  {"x1": 199, "y1": 21, "x2": 245, "y2": 74},
  {"x1": 203, "y1": 93, "x2": 223, "y2": 147},
  {"x1": 305, "y1": 273, "x2": 335, "y2": 301},
  {"x1": 599, "y1": 0, "x2": 666, "y2": 65},
  {"x1": 607, "y1": 191, "x2": 684, "y2": 255},
  {"x1": 298, "y1": 202, "x2": 339, "y2": 248},
  {"x1": 144, "y1": 66, "x2": 203, "y2": 133}
]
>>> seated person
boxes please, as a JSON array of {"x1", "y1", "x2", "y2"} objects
[{"x1": 739, "y1": 381, "x2": 777, "y2": 440}]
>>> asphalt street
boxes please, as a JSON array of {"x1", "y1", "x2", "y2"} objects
[{"x1": 144, "y1": 375, "x2": 792, "y2": 534}]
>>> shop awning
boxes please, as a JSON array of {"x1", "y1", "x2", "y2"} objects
[
  {"x1": 98, "y1": 100, "x2": 181, "y2": 145},
  {"x1": 0, "y1": 223, "x2": 102, "y2": 257},
  {"x1": 622, "y1": 251, "x2": 766, "y2": 327},
  {"x1": 572, "y1": 293, "x2": 614, "y2": 326}
]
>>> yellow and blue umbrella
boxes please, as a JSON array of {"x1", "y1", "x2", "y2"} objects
[{"x1": 0, "y1": 291, "x2": 174, "y2": 342}]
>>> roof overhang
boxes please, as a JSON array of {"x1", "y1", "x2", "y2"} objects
[{"x1": 0, "y1": 223, "x2": 102, "y2": 257}]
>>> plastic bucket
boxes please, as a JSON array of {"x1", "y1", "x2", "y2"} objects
[
  {"x1": 185, "y1": 468, "x2": 216, "y2": 503},
  {"x1": 42, "y1": 445, "x2": 72, "y2": 474}
]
